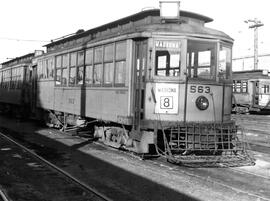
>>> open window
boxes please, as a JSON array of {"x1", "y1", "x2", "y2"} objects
[
  {"x1": 187, "y1": 40, "x2": 216, "y2": 80},
  {"x1": 219, "y1": 45, "x2": 232, "y2": 80},
  {"x1": 155, "y1": 40, "x2": 181, "y2": 77}
]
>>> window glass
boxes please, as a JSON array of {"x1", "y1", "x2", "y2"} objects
[
  {"x1": 155, "y1": 40, "x2": 181, "y2": 77},
  {"x1": 104, "y1": 44, "x2": 114, "y2": 62},
  {"x1": 70, "y1": 52, "x2": 77, "y2": 67},
  {"x1": 219, "y1": 45, "x2": 232, "y2": 80},
  {"x1": 235, "y1": 80, "x2": 241, "y2": 92},
  {"x1": 37, "y1": 61, "x2": 43, "y2": 79},
  {"x1": 187, "y1": 40, "x2": 216, "y2": 80},
  {"x1": 11, "y1": 68, "x2": 16, "y2": 89},
  {"x1": 104, "y1": 62, "x2": 114, "y2": 84},
  {"x1": 85, "y1": 49, "x2": 93, "y2": 65},
  {"x1": 42, "y1": 60, "x2": 48, "y2": 78},
  {"x1": 62, "y1": 68, "x2": 68, "y2": 85},
  {"x1": 69, "y1": 67, "x2": 76, "y2": 85},
  {"x1": 78, "y1": 51, "x2": 84, "y2": 66},
  {"x1": 93, "y1": 64, "x2": 102, "y2": 84},
  {"x1": 155, "y1": 50, "x2": 180, "y2": 76},
  {"x1": 85, "y1": 65, "x2": 93, "y2": 84},
  {"x1": 56, "y1": 69, "x2": 61, "y2": 85},
  {"x1": 116, "y1": 42, "x2": 126, "y2": 60},
  {"x1": 261, "y1": 84, "x2": 270, "y2": 94},
  {"x1": 242, "y1": 81, "x2": 248, "y2": 93},
  {"x1": 94, "y1": 47, "x2": 103, "y2": 63},
  {"x1": 49, "y1": 58, "x2": 55, "y2": 78},
  {"x1": 115, "y1": 61, "x2": 126, "y2": 84},
  {"x1": 77, "y1": 66, "x2": 84, "y2": 85},
  {"x1": 56, "y1": 55, "x2": 62, "y2": 68},
  {"x1": 62, "y1": 54, "x2": 69, "y2": 68}
]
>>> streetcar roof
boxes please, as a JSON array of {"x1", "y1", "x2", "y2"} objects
[
  {"x1": 45, "y1": 9, "x2": 215, "y2": 48},
  {"x1": 1, "y1": 52, "x2": 34, "y2": 67},
  {"x1": 233, "y1": 69, "x2": 270, "y2": 79}
]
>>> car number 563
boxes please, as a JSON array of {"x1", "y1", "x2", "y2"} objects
[{"x1": 190, "y1": 85, "x2": 210, "y2": 93}]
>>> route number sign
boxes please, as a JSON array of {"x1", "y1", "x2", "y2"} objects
[{"x1": 155, "y1": 83, "x2": 179, "y2": 114}]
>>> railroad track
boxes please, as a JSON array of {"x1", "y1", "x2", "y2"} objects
[{"x1": 0, "y1": 131, "x2": 112, "y2": 201}]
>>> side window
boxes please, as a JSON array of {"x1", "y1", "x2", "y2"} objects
[
  {"x1": 48, "y1": 58, "x2": 54, "y2": 79},
  {"x1": 93, "y1": 47, "x2": 103, "y2": 85},
  {"x1": 233, "y1": 80, "x2": 248, "y2": 93},
  {"x1": 115, "y1": 41, "x2": 126, "y2": 85},
  {"x1": 55, "y1": 55, "x2": 62, "y2": 85},
  {"x1": 242, "y1": 81, "x2": 248, "y2": 93},
  {"x1": 62, "y1": 54, "x2": 69, "y2": 86},
  {"x1": 0, "y1": 71, "x2": 2, "y2": 87},
  {"x1": 11, "y1": 67, "x2": 22, "y2": 89},
  {"x1": 77, "y1": 51, "x2": 84, "y2": 85},
  {"x1": 37, "y1": 60, "x2": 43, "y2": 79},
  {"x1": 42, "y1": 60, "x2": 48, "y2": 79},
  {"x1": 85, "y1": 48, "x2": 93, "y2": 85},
  {"x1": 55, "y1": 54, "x2": 69, "y2": 86},
  {"x1": 104, "y1": 44, "x2": 114, "y2": 85},
  {"x1": 3, "y1": 69, "x2": 11, "y2": 89},
  {"x1": 261, "y1": 84, "x2": 270, "y2": 94},
  {"x1": 69, "y1": 52, "x2": 77, "y2": 86}
]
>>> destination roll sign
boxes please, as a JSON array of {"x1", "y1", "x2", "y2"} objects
[{"x1": 155, "y1": 40, "x2": 181, "y2": 49}]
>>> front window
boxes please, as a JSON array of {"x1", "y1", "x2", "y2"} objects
[
  {"x1": 187, "y1": 40, "x2": 216, "y2": 80},
  {"x1": 219, "y1": 45, "x2": 232, "y2": 80},
  {"x1": 155, "y1": 40, "x2": 181, "y2": 77}
]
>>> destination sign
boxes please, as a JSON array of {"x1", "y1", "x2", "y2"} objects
[{"x1": 155, "y1": 41, "x2": 181, "y2": 49}]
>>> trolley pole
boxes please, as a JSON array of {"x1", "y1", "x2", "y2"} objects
[{"x1": 245, "y1": 19, "x2": 264, "y2": 70}]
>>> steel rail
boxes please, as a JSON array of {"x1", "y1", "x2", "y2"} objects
[
  {"x1": 0, "y1": 132, "x2": 113, "y2": 201},
  {"x1": 0, "y1": 189, "x2": 9, "y2": 201}
]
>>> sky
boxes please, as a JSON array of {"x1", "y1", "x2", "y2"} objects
[{"x1": 0, "y1": 0, "x2": 270, "y2": 64}]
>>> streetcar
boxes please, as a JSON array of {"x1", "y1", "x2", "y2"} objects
[
  {"x1": 0, "y1": 2, "x2": 254, "y2": 166},
  {"x1": 232, "y1": 69, "x2": 270, "y2": 114}
]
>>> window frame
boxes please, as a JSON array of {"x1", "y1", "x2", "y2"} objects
[
  {"x1": 114, "y1": 41, "x2": 127, "y2": 86},
  {"x1": 233, "y1": 80, "x2": 248, "y2": 93},
  {"x1": 76, "y1": 50, "x2": 85, "y2": 85},
  {"x1": 186, "y1": 39, "x2": 217, "y2": 81},
  {"x1": 154, "y1": 40, "x2": 181, "y2": 78},
  {"x1": 85, "y1": 48, "x2": 94, "y2": 86},
  {"x1": 53, "y1": 40, "x2": 127, "y2": 88}
]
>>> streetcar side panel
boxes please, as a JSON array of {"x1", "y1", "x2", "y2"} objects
[
  {"x1": 0, "y1": 66, "x2": 27, "y2": 105},
  {"x1": 37, "y1": 80, "x2": 55, "y2": 110}
]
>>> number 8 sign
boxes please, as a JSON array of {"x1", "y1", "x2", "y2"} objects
[
  {"x1": 160, "y1": 96, "x2": 173, "y2": 109},
  {"x1": 155, "y1": 83, "x2": 179, "y2": 114}
]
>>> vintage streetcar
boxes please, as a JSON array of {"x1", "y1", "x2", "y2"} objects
[
  {"x1": 232, "y1": 69, "x2": 270, "y2": 114},
  {"x1": 0, "y1": 2, "x2": 253, "y2": 166}
]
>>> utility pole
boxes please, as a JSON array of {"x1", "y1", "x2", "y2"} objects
[{"x1": 244, "y1": 19, "x2": 264, "y2": 70}]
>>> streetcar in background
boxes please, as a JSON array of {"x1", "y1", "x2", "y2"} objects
[
  {"x1": 0, "y1": 1, "x2": 254, "y2": 166},
  {"x1": 0, "y1": 52, "x2": 41, "y2": 116},
  {"x1": 232, "y1": 69, "x2": 270, "y2": 114}
]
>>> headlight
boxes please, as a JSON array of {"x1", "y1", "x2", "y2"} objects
[{"x1": 195, "y1": 96, "x2": 209, "y2": 110}]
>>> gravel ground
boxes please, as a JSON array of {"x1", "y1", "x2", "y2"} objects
[{"x1": 0, "y1": 115, "x2": 269, "y2": 201}]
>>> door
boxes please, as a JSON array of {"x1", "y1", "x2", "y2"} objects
[{"x1": 133, "y1": 39, "x2": 148, "y2": 130}]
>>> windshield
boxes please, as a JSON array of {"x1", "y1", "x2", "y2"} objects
[
  {"x1": 218, "y1": 45, "x2": 232, "y2": 80},
  {"x1": 155, "y1": 40, "x2": 181, "y2": 77},
  {"x1": 187, "y1": 40, "x2": 217, "y2": 80}
]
